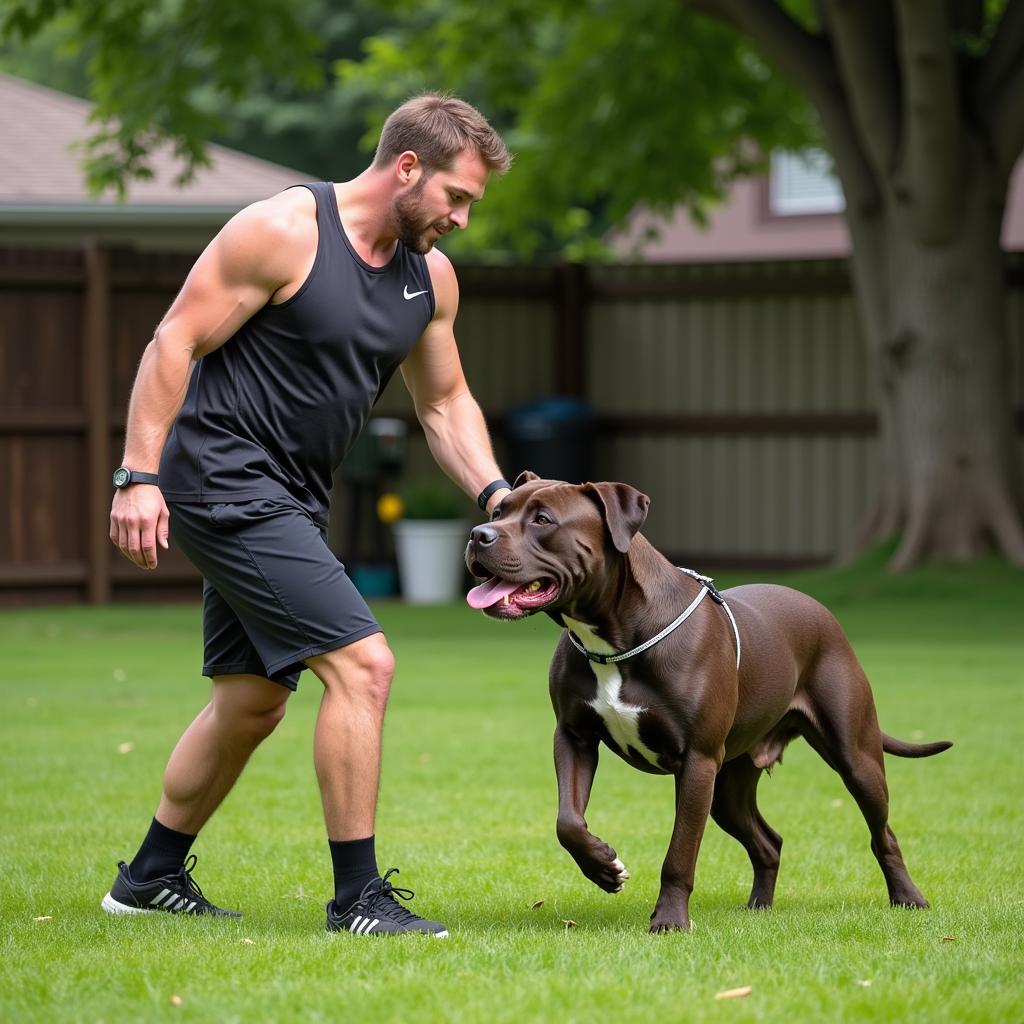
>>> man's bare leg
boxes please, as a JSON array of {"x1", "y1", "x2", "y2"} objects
[
  {"x1": 305, "y1": 633, "x2": 395, "y2": 840},
  {"x1": 156, "y1": 674, "x2": 291, "y2": 834},
  {"x1": 306, "y1": 633, "x2": 448, "y2": 936},
  {"x1": 103, "y1": 674, "x2": 289, "y2": 916}
]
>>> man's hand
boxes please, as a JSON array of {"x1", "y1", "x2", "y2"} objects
[{"x1": 110, "y1": 486, "x2": 170, "y2": 570}]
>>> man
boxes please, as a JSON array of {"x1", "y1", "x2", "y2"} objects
[{"x1": 103, "y1": 94, "x2": 513, "y2": 938}]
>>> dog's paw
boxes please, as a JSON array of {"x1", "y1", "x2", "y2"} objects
[
  {"x1": 648, "y1": 912, "x2": 692, "y2": 934},
  {"x1": 608, "y1": 857, "x2": 630, "y2": 893},
  {"x1": 576, "y1": 842, "x2": 630, "y2": 893}
]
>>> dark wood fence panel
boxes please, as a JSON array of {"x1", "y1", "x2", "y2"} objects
[{"x1": 2, "y1": 245, "x2": 1023, "y2": 604}]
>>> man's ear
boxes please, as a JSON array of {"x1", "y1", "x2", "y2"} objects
[
  {"x1": 513, "y1": 470, "x2": 540, "y2": 488},
  {"x1": 396, "y1": 150, "x2": 422, "y2": 186},
  {"x1": 585, "y1": 482, "x2": 650, "y2": 554}
]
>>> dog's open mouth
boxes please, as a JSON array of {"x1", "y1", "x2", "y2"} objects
[{"x1": 466, "y1": 576, "x2": 560, "y2": 618}]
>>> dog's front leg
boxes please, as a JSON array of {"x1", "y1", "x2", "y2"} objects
[
  {"x1": 649, "y1": 751, "x2": 719, "y2": 933},
  {"x1": 553, "y1": 725, "x2": 630, "y2": 893}
]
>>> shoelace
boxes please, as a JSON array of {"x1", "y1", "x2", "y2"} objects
[
  {"x1": 351, "y1": 868, "x2": 421, "y2": 925},
  {"x1": 174, "y1": 854, "x2": 208, "y2": 904}
]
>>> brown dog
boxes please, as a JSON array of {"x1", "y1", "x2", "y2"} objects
[{"x1": 466, "y1": 472, "x2": 951, "y2": 933}]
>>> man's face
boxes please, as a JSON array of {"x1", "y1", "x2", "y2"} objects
[{"x1": 391, "y1": 150, "x2": 489, "y2": 254}]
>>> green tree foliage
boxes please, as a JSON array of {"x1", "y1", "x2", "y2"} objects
[
  {"x1": 338, "y1": 0, "x2": 816, "y2": 257},
  {"x1": 205, "y1": 1, "x2": 390, "y2": 182},
  {"x1": 0, "y1": 0, "x2": 813, "y2": 251},
  {"x1": 0, "y1": 0, "x2": 322, "y2": 196}
]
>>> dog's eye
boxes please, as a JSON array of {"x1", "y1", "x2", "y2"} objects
[
  {"x1": 533, "y1": 512, "x2": 553, "y2": 526},
  {"x1": 490, "y1": 507, "x2": 501, "y2": 521}
]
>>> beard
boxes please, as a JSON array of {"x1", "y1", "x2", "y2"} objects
[{"x1": 392, "y1": 178, "x2": 448, "y2": 254}]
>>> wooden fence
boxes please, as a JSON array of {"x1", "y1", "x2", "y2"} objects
[{"x1": 2, "y1": 245, "x2": 1022, "y2": 605}]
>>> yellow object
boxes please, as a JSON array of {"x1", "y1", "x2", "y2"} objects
[{"x1": 377, "y1": 493, "x2": 404, "y2": 523}]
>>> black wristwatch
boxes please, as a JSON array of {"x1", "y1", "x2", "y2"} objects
[{"x1": 112, "y1": 467, "x2": 160, "y2": 489}]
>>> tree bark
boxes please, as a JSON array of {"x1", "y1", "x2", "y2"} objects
[
  {"x1": 845, "y1": 162, "x2": 1024, "y2": 568},
  {"x1": 700, "y1": 0, "x2": 1024, "y2": 570}
]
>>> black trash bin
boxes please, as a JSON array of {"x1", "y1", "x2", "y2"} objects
[{"x1": 504, "y1": 396, "x2": 594, "y2": 483}]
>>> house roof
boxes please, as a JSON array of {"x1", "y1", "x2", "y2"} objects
[{"x1": 0, "y1": 73, "x2": 310, "y2": 227}]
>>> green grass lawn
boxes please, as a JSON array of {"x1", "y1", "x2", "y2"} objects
[{"x1": 2, "y1": 554, "x2": 1022, "y2": 1023}]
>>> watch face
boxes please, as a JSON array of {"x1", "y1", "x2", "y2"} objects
[{"x1": 113, "y1": 468, "x2": 130, "y2": 488}]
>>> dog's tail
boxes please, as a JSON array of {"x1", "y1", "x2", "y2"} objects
[{"x1": 881, "y1": 733, "x2": 953, "y2": 758}]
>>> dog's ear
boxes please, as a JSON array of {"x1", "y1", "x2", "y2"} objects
[
  {"x1": 586, "y1": 482, "x2": 650, "y2": 554},
  {"x1": 512, "y1": 470, "x2": 540, "y2": 488}
]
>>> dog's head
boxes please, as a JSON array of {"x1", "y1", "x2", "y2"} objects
[{"x1": 465, "y1": 470, "x2": 650, "y2": 620}]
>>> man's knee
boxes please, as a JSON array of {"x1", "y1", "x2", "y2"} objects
[
  {"x1": 210, "y1": 674, "x2": 290, "y2": 745},
  {"x1": 307, "y1": 633, "x2": 395, "y2": 708}
]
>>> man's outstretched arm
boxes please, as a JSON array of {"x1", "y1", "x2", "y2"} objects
[{"x1": 401, "y1": 249, "x2": 510, "y2": 514}]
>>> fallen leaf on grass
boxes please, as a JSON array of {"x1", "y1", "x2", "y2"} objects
[
  {"x1": 241, "y1": 938, "x2": 255, "y2": 945},
  {"x1": 32, "y1": 916, "x2": 52, "y2": 922},
  {"x1": 169, "y1": 995, "x2": 183, "y2": 1007},
  {"x1": 530, "y1": 900, "x2": 544, "y2": 910},
  {"x1": 562, "y1": 919, "x2": 577, "y2": 929},
  {"x1": 857, "y1": 979, "x2": 873, "y2": 988},
  {"x1": 831, "y1": 799, "x2": 843, "y2": 808},
  {"x1": 714, "y1": 986, "x2": 753, "y2": 1001},
  {"x1": 117, "y1": 742, "x2": 135, "y2": 754},
  {"x1": 942, "y1": 935, "x2": 957, "y2": 943}
]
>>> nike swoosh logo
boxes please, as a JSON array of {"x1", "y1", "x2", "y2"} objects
[{"x1": 404, "y1": 285, "x2": 429, "y2": 300}]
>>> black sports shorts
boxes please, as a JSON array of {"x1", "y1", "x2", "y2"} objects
[{"x1": 168, "y1": 498, "x2": 382, "y2": 690}]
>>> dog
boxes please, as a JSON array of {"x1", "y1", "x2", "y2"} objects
[{"x1": 465, "y1": 471, "x2": 951, "y2": 933}]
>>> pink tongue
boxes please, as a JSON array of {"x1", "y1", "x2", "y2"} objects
[{"x1": 466, "y1": 577, "x2": 523, "y2": 610}]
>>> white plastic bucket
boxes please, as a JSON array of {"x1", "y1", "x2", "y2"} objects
[{"x1": 392, "y1": 520, "x2": 471, "y2": 605}]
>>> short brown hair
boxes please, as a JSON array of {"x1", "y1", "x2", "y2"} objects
[{"x1": 373, "y1": 93, "x2": 512, "y2": 176}]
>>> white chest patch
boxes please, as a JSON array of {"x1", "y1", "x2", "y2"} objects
[{"x1": 563, "y1": 617, "x2": 661, "y2": 768}]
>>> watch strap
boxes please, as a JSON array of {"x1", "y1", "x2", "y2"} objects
[
  {"x1": 113, "y1": 468, "x2": 160, "y2": 488},
  {"x1": 477, "y1": 478, "x2": 511, "y2": 511}
]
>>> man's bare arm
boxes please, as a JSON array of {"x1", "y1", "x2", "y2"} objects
[
  {"x1": 400, "y1": 249, "x2": 509, "y2": 513},
  {"x1": 111, "y1": 195, "x2": 311, "y2": 569}
]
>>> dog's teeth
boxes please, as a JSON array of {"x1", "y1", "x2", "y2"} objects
[
  {"x1": 527, "y1": 581, "x2": 541, "y2": 592},
  {"x1": 503, "y1": 595, "x2": 509, "y2": 606}
]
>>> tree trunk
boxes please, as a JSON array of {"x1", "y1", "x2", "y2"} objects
[{"x1": 846, "y1": 171, "x2": 1024, "y2": 569}]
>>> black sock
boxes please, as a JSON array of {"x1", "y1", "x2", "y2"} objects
[
  {"x1": 330, "y1": 835, "x2": 379, "y2": 909},
  {"x1": 128, "y1": 818, "x2": 197, "y2": 883}
]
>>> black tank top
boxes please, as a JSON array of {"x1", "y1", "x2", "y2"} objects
[{"x1": 159, "y1": 182, "x2": 434, "y2": 524}]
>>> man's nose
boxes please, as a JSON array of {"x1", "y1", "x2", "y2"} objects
[
  {"x1": 450, "y1": 207, "x2": 468, "y2": 230},
  {"x1": 470, "y1": 525, "x2": 498, "y2": 547}
]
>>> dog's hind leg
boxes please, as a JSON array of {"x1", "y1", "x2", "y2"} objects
[
  {"x1": 800, "y1": 657, "x2": 930, "y2": 908},
  {"x1": 711, "y1": 755, "x2": 783, "y2": 909}
]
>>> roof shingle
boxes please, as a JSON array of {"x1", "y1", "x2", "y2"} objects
[{"x1": 0, "y1": 72, "x2": 309, "y2": 207}]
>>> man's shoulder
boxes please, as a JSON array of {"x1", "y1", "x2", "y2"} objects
[
  {"x1": 424, "y1": 247, "x2": 457, "y2": 292},
  {"x1": 234, "y1": 186, "x2": 317, "y2": 243},
  {"x1": 215, "y1": 187, "x2": 318, "y2": 269}
]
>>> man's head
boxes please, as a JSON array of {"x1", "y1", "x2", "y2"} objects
[{"x1": 374, "y1": 93, "x2": 511, "y2": 253}]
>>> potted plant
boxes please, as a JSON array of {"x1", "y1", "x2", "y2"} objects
[{"x1": 381, "y1": 476, "x2": 472, "y2": 605}]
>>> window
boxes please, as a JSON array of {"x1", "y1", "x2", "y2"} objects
[{"x1": 769, "y1": 149, "x2": 845, "y2": 216}]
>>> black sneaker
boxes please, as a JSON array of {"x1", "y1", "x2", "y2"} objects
[
  {"x1": 326, "y1": 868, "x2": 448, "y2": 938},
  {"x1": 100, "y1": 854, "x2": 242, "y2": 918}
]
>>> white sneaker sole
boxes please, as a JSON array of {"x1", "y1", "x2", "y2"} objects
[
  {"x1": 330, "y1": 920, "x2": 449, "y2": 938},
  {"x1": 101, "y1": 892, "x2": 155, "y2": 915}
]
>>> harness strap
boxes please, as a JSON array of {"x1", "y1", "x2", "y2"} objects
[{"x1": 564, "y1": 568, "x2": 741, "y2": 668}]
